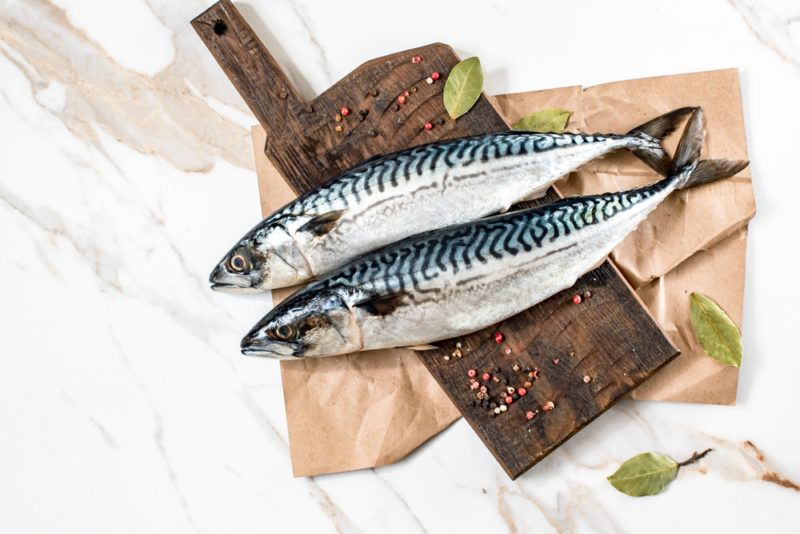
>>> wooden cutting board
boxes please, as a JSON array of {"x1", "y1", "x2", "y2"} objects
[{"x1": 193, "y1": 0, "x2": 679, "y2": 479}]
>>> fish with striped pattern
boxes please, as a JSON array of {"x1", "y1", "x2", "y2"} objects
[
  {"x1": 240, "y1": 109, "x2": 748, "y2": 359},
  {"x1": 210, "y1": 108, "x2": 696, "y2": 292}
]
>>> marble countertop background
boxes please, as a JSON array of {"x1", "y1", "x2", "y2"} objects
[{"x1": 2, "y1": 0, "x2": 799, "y2": 532}]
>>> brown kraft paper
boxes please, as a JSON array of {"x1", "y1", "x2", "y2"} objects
[{"x1": 251, "y1": 68, "x2": 754, "y2": 476}]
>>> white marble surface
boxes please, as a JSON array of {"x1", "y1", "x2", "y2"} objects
[{"x1": 1, "y1": 0, "x2": 799, "y2": 532}]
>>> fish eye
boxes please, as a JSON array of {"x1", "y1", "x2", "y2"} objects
[
  {"x1": 271, "y1": 324, "x2": 295, "y2": 341},
  {"x1": 229, "y1": 254, "x2": 248, "y2": 273}
]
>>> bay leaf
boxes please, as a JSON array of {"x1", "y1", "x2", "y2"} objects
[
  {"x1": 689, "y1": 292, "x2": 743, "y2": 367},
  {"x1": 443, "y1": 57, "x2": 483, "y2": 120},
  {"x1": 607, "y1": 452, "x2": 678, "y2": 497},
  {"x1": 512, "y1": 108, "x2": 571, "y2": 133}
]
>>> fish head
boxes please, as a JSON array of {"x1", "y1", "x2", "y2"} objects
[
  {"x1": 209, "y1": 219, "x2": 311, "y2": 292},
  {"x1": 240, "y1": 289, "x2": 360, "y2": 359}
]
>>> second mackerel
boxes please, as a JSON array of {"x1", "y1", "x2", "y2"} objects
[{"x1": 210, "y1": 108, "x2": 695, "y2": 291}]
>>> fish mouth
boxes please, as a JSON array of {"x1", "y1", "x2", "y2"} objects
[
  {"x1": 209, "y1": 264, "x2": 257, "y2": 293},
  {"x1": 240, "y1": 334, "x2": 299, "y2": 359},
  {"x1": 210, "y1": 283, "x2": 260, "y2": 294}
]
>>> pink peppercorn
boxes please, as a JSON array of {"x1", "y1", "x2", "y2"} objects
[
  {"x1": 583, "y1": 375, "x2": 592, "y2": 383},
  {"x1": 411, "y1": 55, "x2": 422, "y2": 64},
  {"x1": 397, "y1": 95, "x2": 406, "y2": 104},
  {"x1": 552, "y1": 358, "x2": 560, "y2": 365},
  {"x1": 518, "y1": 387, "x2": 527, "y2": 396},
  {"x1": 481, "y1": 372, "x2": 491, "y2": 382},
  {"x1": 494, "y1": 332, "x2": 504, "y2": 344},
  {"x1": 467, "y1": 369, "x2": 476, "y2": 378},
  {"x1": 505, "y1": 396, "x2": 513, "y2": 404},
  {"x1": 403, "y1": 90, "x2": 410, "y2": 97},
  {"x1": 424, "y1": 122, "x2": 433, "y2": 131},
  {"x1": 504, "y1": 347, "x2": 512, "y2": 355},
  {"x1": 431, "y1": 71, "x2": 440, "y2": 80},
  {"x1": 525, "y1": 411, "x2": 535, "y2": 420},
  {"x1": 471, "y1": 382, "x2": 480, "y2": 390},
  {"x1": 543, "y1": 401, "x2": 555, "y2": 412},
  {"x1": 340, "y1": 107, "x2": 350, "y2": 117},
  {"x1": 572, "y1": 294, "x2": 582, "y2": 305}
]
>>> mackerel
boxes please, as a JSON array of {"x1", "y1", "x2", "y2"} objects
[
  {"x1": 210, "y1": 108, "x2": 695, "y2": 291},
  {"x1": 239, "y1": 109, "x2": 748, "y2": 359}
]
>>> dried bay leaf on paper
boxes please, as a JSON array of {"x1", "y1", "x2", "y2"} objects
[
  {"x1": 512, "y1": 108, "x2": 571, "y2": 132},
  {"x1": 443, "y1": 57, "x2": 483, "y2": 119},
  {"x1": 690, "y1": 292, "x2": 743, "y2": 367}
]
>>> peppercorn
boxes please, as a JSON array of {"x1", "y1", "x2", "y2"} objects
[
  {"x1": 572, "y1": 294, "x2": 582, "y2": 305},
  {"x1": 583, "y1": 290, "x2": 592, "y2": 299},
  {"x1": 512, "y1": 393, "x2": 519, "y2": 400},
  {"x1": 468, "y1": 369, "x2": 476, "y2": 378},
  {"x1": 411, "y1": 55, "x2": 422, "y2": 64},
  {"x1": 543, "y1": 401, "x2": 555, "y2": 411},
  {"x1": 517, "y1": 387, "x2": 527, "y2": 396},
  {"x1": 489, "y1": 402, "x2": 497, "y2": 409},
  {"x1": 499, "y1": 405, "x2": 507, "y2": 412},
  {"x1": 525, "y1": 411, "x2": 536, "y2": 420},
  {"x1": 424, "y1": 122, "x2": 433, "y2": 131},
  {"x1": 494, "y1": 332, "x2": 504, "y2": 344},
  {"x1": 431, "y1": 71, "x2": 440, "y2": 81},
  {"x1": 481, "y1": 372, "x2": 491, "y2": 382},
  {"x1": 335, "y1": 113, "x2": 342, "y2": 122},
  {"x1": 583, "y1": 375, "x2": 592, "y2": 383},
  {"x1": 340, "y1": 107, "x2": 350, "y2": 117},
  {"x1": 505, "y1": 396, "x2": 513, "y2": 404},
  {"x1": 397, "y1": 95, "x2": 406, "y2": 104},
  {"x1": 426, "y1": 77, "x2": 433, "y2": 85}
]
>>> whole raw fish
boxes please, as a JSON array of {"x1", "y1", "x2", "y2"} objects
[
  {"x1": 210, "y1": 108, "x2": 695, "y2": 292},
  {"x1": 239, "y1": 109, "x2": 747, "y2": 359}
]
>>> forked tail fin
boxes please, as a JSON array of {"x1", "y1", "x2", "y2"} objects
[
  {"x1": 626, "y1": 107, "x2": 697, "y2": 174},
  {"x1": 669, "y1": 107, "x2": 750, "y2": 189}
]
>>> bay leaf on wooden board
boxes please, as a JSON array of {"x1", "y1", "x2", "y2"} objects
[
  {"x1": 443, "y1": 57, "x2": 483, "y2": 120},
  {"x1": 690, "y1": 292, "x2": 743, "y2": 367}
]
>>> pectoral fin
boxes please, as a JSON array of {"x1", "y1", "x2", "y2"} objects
[
  {"x1": 355, "y1": 292, "x2": 409, "y2": 316},
  {"x1": 300, "y1": 210, "x2": 345, "y2": 237}
]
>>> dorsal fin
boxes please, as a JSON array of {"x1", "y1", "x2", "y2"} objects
[{"x1": 299, "y1": 210, "x2": 345, "y2": 237}]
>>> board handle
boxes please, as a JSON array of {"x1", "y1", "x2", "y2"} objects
[{"x1": 192, "y1": 0, "x2": 303, "y2": 136}]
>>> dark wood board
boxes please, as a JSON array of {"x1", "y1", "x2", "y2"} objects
[{"x1": 193, "y1": 0, "x2": 679, "y2": 479}]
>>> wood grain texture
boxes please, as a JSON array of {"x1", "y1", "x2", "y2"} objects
[{"x1": 193, "y1": 0, "x2": 679, "y2": 479}]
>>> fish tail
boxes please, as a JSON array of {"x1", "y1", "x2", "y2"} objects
[
  {"x1": 668, "y1": 107, "x2": 749, "y2": 189},
  {"x1": 626, "y1": 106, "x2": 698, "y2": 175}
]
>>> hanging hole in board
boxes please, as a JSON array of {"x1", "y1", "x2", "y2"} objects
[{"x1": 213, "y1": 20, "x2": 227, "y2": 35}]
